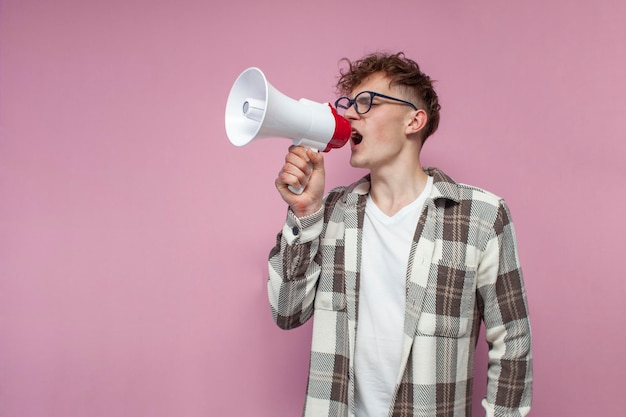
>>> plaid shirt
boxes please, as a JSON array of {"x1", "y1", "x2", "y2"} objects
[{"x1": 268, "y1": 167, "x2": 532, "y2": 417}]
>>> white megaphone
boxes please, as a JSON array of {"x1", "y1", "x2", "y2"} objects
[{"x1": 225, "y1": 67, "x2": 351, "y2": 194}]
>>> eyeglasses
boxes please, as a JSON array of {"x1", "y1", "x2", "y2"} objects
[{"x1": 334, "y1": 91, "x2": 418, "y2": 115}]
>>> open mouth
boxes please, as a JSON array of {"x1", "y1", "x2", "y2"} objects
[{"x1": 351, "y1": 130, "x2": 363, "y2": 145}]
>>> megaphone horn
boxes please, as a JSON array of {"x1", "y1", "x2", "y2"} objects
[{"x1": 225, "y1": 67, "x2": 351, "y2": 152}]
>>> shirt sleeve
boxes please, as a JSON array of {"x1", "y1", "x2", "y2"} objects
[
  {"x1": 478, "y1": 200, "x2": 533, "y2": 417},
  {"x1": 267, "y1": 206, "x2": 324, "y2": 330}
]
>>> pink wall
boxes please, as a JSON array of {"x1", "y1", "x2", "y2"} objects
[{"x1": 2, "y1": 1, "x2": 625, "y2": 416}]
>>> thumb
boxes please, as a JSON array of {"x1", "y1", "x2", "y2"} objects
[{"x1": 308, "y1": 149, "x2": 325, "y2": 171}]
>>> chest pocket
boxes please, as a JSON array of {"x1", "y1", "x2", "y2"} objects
[
  {"x1": 416, "y1": 262, "x2": 477, "y2": 338},
  {"x1": 314, "y1": 237, "x2": 347, "y2": 311}
]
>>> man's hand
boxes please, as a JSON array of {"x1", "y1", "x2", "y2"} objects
[{"x1": 275, "y1": 146, "x2": 325, "y2": 218}]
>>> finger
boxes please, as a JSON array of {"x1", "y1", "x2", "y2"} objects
[
  {"x1": 279, "y1": 162, "x2": 309, "y2": 190},
  {"x1": 284, "y1": 151, "x2": 312, "y2": 175},
  {"x1": 285, "y1": 148, "x2": 312, "y2": 171},
  {"x1": 307, "y1": 149, "x2": 324, "y2": 170}
]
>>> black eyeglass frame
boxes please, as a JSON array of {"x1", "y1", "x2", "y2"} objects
[{"x1": 334, "y1": 91, "x2": 418, "y2": 115}]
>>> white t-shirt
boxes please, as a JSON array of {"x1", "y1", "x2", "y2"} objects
[{"x1": 354, "y1": 176, "x2": 433, "y2": 417}]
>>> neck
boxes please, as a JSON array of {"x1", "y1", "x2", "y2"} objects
[{"x1": 369, "y1": 162, "x2": 429, "y2": 216}]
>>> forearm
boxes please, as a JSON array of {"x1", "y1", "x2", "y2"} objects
[
  {"x1": 268, "y1": 207, "x2": 324, "y2": 329},
  {"x1": 480, "y1": 201, "x2": 533, "y2": 416},
  {"x1": 482, "y1": 318, "x2": 533, "y2": 417}
]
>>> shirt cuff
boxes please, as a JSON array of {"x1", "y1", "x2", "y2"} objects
[{"x1": 282, "y1": 206, "x2": 324, "y2": 245}]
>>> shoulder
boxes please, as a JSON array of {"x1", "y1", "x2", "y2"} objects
[
  {"x1": 325, "y1": 175, "x2": 370, "y2": 204},
  {"x1": 456, "y1": 181, "x2": 504, "y2": 208},
  {"x1": 427, "y1": 167, "x2": 503, "y2": 205},
  {"x1": 317, "y1": 176, "x2": 370, "y2": 225},
  {"x1": 426, "y1": 167, "x2": 513, "y2": 229}
]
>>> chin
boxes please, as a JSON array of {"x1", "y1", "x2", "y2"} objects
[{"x1": 349, "y1": 156, "x2": 366, "y2": 169}]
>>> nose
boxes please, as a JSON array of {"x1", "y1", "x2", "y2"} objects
[{"x1": 342, "y1": 103, "x2": 359, "y2": 120}]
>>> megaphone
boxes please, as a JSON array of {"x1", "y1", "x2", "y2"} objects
[{"x1": 224, "y1": 67, "x2": 351, "y2": 193}]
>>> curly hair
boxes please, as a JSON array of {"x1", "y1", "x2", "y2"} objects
[{"x1": 336, "y1": 52, "x2": 441, "y2": 143}]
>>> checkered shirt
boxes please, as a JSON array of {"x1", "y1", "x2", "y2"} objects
[{"x1": 268, "y1": 167, "x2": 532, "y2": 417}]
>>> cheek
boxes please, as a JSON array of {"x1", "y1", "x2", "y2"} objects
[{"x1": 371, "y1": 119, "x2": 405, "y2": 143}]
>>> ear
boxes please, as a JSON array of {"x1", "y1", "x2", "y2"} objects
[{"x1": 405, "y1": 109, "x2": 428, "y2": 136}]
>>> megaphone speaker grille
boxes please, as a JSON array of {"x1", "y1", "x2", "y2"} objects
[{"x1": 225, "y1": 68, "x2": 268, "y2": 146}]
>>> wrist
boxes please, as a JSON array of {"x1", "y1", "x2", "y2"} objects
[{"x1": 293, "y1": 203, "x2": 322, "y2": 219}]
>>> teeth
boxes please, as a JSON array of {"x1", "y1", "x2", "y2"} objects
[{"x1": 351, "y1": 131, "x2": 363, "y2": 145}]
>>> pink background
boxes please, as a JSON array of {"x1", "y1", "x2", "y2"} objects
[{"x1": 2, "y1": 0, "x2": 625, "y2": 416}]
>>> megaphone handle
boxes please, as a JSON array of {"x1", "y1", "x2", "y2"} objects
[
  {"x1": 287, "y1": 146, "x2": 316, "y2": 194},
  {"x1": 288, "y1": 184, "x2": 306, "y2": 195}
]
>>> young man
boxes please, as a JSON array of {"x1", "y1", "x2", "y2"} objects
[{"x1": 268, "y1": 52, "x2": 532, "y2": 417}]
